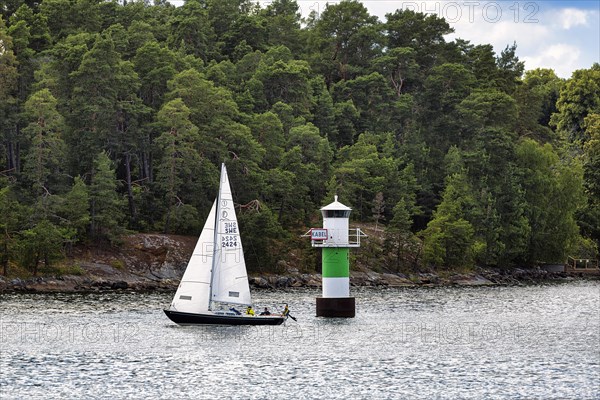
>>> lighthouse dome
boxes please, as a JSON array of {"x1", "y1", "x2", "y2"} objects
[
  {"x1": 321, "y1": 195, "x2": 351, "y2": 211},
  {"x1": 321, "y1": 195, "x2": 351, "y2": 218}
]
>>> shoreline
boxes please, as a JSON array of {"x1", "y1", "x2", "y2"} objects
[
  {"x1": 1, "y1": 234, "x2": 596, "y2": 294},
  {"x1": 0, "y1": 268, "x2": 593, "y2": 294}
]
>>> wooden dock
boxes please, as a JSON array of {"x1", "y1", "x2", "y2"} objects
[{"x1": 565, "y1": 256, "x2": 600, "y2": 275}]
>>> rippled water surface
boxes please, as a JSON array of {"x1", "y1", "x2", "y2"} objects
[{"x1": 1, "y1": 282, "x2": 598, "y2": 399}]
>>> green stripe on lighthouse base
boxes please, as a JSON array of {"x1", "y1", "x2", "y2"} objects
[{"x1": 322, "y1": 248, "x2": 349, "y2": 278}]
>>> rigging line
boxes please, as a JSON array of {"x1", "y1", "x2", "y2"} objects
[{"x1": 208, "y1": 165, "x2": 224, "y2": 311}]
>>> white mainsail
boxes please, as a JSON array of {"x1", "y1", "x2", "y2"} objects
[
  {"x1": 170, "y1": 200, "x2": 216, "y2": 313},
  {"x1": 210, "y1": 164, "x2": 252, "y2": 306},
  {"x1": 169, "y1": 163, "x2": 252, "y2": 314}
]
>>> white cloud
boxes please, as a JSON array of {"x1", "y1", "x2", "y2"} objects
[
  {"x1": 448, "y1": 19, "x2": 551, "y2": 50},
  {"x1": 522, "y1": 44, "x2": 582, "y2": 78},
  {"x1": 365, "y1": 1, "x2": 598, "y2": 78},
  {"x1": 558, "y1": 8, "x2": 591, "y2": 29}
]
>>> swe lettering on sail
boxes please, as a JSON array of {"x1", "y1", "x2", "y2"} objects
[{"x1": 225, "y1": 222, "x2": 238, "y2": 234}]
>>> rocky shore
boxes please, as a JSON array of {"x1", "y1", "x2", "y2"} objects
[
  {"x1": 0, "y1": 263, "x2": 583, "y2": 294},
  {"x1": 0, "y1": 233, "x2": 591, "y2": 294}
]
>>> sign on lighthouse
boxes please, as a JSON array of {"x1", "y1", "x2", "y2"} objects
[{"x1": 305, "y1": 195, "x2": 366, "y2": 317}]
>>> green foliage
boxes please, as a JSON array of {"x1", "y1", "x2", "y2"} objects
[
  {"x1": 420, "y1": 173, "x2": 476, "y2": 270},
  {"x1": 0, "y1": 0, "x2": 595, "y2": 274},
  {"x1": 495, "y1": 42, "x2": 525, "y2": 93},
  {"x1": 238, "y1": 203, "x2": 286, "y2": 272},
  {"x1": 332, "y1": 72, "x2": 397, "y2": 133},
  {"x1": 57, "y1": 176, "x2": 90, "y2": 239},
  {"x1": 0, "y1": 186, "x2": 28, "y2": 275},
  {"x1": 372, "y1": 47, "x2": 419, "y2": 96},
  {"x1": 385, "y1": 8, "x2": 453, "y2": 70},
  {"x1": 0, "y1": 16, "x2": 19, "y2": 174},
  {"x1": 281, "y1": 123, "x2": 333, "y2": 220},
  {"x1": 21, "y1": 88, "x2": 66, "y2": 197},
  {"x1": 54, "y1": 263, "x2": 85, "y2": 276},
  {"x1": 154, "y1": 98, "x2": 204, "y2": 233},
  {"x1": 551, "y1": 64, "x2": 600, "y2": 146},
  {"x1": 89, "y1": 151, "x2": 125, "y2": 243},
  {"x1": 167, "y1": 0, "x2": 215, "y2": 61},
  {"x1": 514, "y1": 68, "x2": 562, "y2": 142},
  {"x1": 578, "y1": 114, "x2": 600, "y2": 250},
  {"x1": 308, "y1": 0, "x2": 382, "y2": 84},
  {"x1": 384, "y1": 198, "x2": 420, "y2": 271},
  {"x1": 261, "y1": 0, "x2": 303, "y2": 54},
  {"x1": 254, "y1": 50, "x2": 312, "y2": 116},
  {"x1": 68, "y1": 33, "x2": 124, "y2": 175},
  {"x1": 133, "y1": 40, "x2": 177, "y2": 110},
  {"x1": 248, "y1": 111, "x2": 284, "y2": 169},
  {"x1": 516, "y1": 139, "x2": 586, "y2": 264},
  {"x1": 457, "y1": 89, "x2": 517, "y2": 132},
  {"x1": 19, "y1": 219, "x2": 67, "y2": 275}
]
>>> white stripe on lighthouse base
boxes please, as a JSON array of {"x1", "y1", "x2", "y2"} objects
[{"x1": 323, "y1": 277, "x2": 349, "y2": 298}]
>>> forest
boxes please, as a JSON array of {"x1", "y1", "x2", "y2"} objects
[{"x1": 0, "y1": 0, "x2": 599, "y2": 277}]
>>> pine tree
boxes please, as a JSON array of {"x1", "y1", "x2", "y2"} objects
[
  {"x1": 57, "y1": 176, "x2": 90, "y2": 243},
  {"x1": 372, "y1": 191, "x2": 385, "y2": 231},
  {"x1": 89, "y1": 151, "x2": 124, "y2": 243},
  {"x1": 19, "y1": 219, "x2": 65, "y2": 275},
  {"x1": 420, "y1": 172, "x2": 476, "y2": 270},
  {"x1": 154, "y1": 98, "x2": 202, "y2": 233},
  {"x1": 0, "y1": 186, "x2": 27, "y2": 276},
  {"x1": 385, "y1": 199, "x2": 419, "y2": 271},
  {"x1": 21, "y1": 89, "x2": 66, "y2": 200},
  {"x1": 0, "y1": 16, "x2": 19, "y2": 174}
]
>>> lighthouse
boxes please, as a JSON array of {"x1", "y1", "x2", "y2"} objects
[{"x1": 307, "y1": 196, "x2": 365, "y2": 317}]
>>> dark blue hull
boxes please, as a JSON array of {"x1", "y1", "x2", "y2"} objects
[{"x1": 164, "y1": 309, "x2": 285, "y2": 326}]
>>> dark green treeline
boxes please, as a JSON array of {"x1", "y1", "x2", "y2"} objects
[{"x1": 1, "y1": 0, "x2": 598, "y2": 275}]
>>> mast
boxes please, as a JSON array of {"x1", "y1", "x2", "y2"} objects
[{"x1": 208, "y1": 163, "x2": 225, "y2": 310}]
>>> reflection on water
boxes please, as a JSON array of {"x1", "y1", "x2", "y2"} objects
[{"x1": 1, "y1": 282, "x2": 598, "y2": 399}]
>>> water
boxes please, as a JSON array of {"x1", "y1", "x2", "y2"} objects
[{"x1": 1, "y1": 282, "x2": 598, "y2": 399}]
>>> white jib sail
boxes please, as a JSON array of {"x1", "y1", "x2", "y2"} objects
[
  {"x1": 169, "y1": 201, "x2": 216, "y2": 313},
  {"x1": 210, "y1": 164, "x2": 252, "y2": 307}
]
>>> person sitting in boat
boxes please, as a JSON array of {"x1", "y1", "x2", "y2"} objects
[
  {"x1": 229, "y1": 307, "x2": 241, "y2": 315},
  {"x1": 246, "y1": 306, "x2": 255, "y2": 316},
  {"x1": 260, "y1": 307, "x2": 271, "y2": 316}
]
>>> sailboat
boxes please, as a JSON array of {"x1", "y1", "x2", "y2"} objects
[{"x1": 164, "y1": 163, "x2": 285, "y2": 326}]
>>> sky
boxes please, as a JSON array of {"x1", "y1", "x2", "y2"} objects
[{"x1": 170, "y1": 0, "x2": 600, "y2": 78}]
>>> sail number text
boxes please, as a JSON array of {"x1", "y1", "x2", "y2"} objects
[{"x1": 222, "y1": 235, "x2": 238, "y2": 248}]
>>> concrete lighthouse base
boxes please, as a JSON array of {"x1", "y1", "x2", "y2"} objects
[{"x1": 316, "y1": 297, "x2": 355, "y2": 318}]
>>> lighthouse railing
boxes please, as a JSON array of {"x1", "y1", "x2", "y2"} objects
[
  {"x1": 348, "y1": 228, "x2": 367, "y2": 247},
  {"x1": 303, "y1": 228, "x2": 367, "y2": 248}
]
